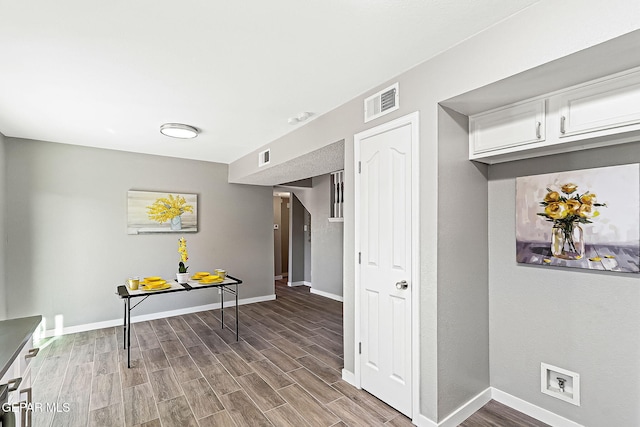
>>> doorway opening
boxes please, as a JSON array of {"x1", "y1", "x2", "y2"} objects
[
  {"x1": 288, "y1": 193, "x2": 311, "y2": 286},
  {"x1": 273, "y1": 173, "x2": 344, "y2": 301},
  {"x1": 273, "y1": 192, "x2": 290, "y2": 280}
]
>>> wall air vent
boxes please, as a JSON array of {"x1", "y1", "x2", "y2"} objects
[
  {"x1": 364, "y1": 82, "x2": 399, "y2": 123},
  {"x1": 259, "y1": 148, "x2": 270, "y2": 167}
]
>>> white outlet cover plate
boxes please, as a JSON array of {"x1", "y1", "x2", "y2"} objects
[{"x1": 541, "y1": 362, "x2": 581, "y2": 406}]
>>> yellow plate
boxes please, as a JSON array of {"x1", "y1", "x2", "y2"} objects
[
  {"x1": 193, "y1": 272, "x2": 210, "y2": 277},
  {"x1": 144, "y1": 276, "x2": 163, "y2": 281},
  {"x1": 200, "y1": 276, "x2": 223, "y2": 283},
  {"x1": 142, "y1": 283, "x2": 171, "y2": 291},
  {"x1": 143, "y1": 280, "x2": 167, "y2": 289}
]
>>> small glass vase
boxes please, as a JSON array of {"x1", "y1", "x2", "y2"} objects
[{"x1": 551, "y1": 223, "x2": 584, "y2": 260}]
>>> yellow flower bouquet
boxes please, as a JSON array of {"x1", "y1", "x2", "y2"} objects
[
  {"x1": 176, "y1": 237, "x2": 190, "y2": 284},
  {"x1": 537, "y1": 183, "x2": 606, "y2": 259},
  {"x1": 178, "y1": 237, "x2": 189, "y2": 273},
  {"x1": 146, "y1": 194, "x2": 194, "y2": 230}
]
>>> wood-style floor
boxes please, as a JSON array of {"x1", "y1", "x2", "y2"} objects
[{"x1": 28, "y1": 280, "x2": 547, "y2": 427}]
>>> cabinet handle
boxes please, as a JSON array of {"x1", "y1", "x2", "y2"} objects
[
  {"x1": 7, "y1": 377, "x2": 22, "y2": 392},
  {"x1": 536, "y1": 121, "x2": 542, "y2": 139},
  {"x1": 560, "y1": 116, "x2": 566, "y2": 134},
  {"x1": 24, "y1": 348, "x2": 40, "y2": 360}
]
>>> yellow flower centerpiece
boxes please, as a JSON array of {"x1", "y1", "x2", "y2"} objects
[
  {"x1": 537, "y1": 183, "x2": 606, "y2": 260},
  {"x1": 177, "y1": 237, "x2": 190, "y2": 283},
  {"x1": 146, "y1": 194, "x2": 194, "y2": 231}
]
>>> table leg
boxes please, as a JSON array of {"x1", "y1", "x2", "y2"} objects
[
  {"x1": 220, "y1": 286, "x2": 224, "y2": 330},
  {"x1": 127, "y1": 297, "x2": 131, "y2": 368},
  {"x1": 235, "y1": 283, "x2": 239, "y2": 341},
  {"x1": 123, "y1": 300, "x2": 126, "y2": 349}
]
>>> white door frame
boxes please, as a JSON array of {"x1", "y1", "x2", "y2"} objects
[{"x1": 354, "y1": 111, "x2": 420, "y2": 420}]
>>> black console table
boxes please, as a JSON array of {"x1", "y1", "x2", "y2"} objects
[{"x1": 116, "y1": 275, "x2": 242, "y2": 368}]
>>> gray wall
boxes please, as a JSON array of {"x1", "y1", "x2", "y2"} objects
[
  {"x1": 0, "y1": 132, "x2": 5, "y2": 320},
  {"x1": 437, "y1": 107, "x2": 490, "y2": 416},
  {"x1": 309, "y1": 175, "x2": 343, "y2": 297},
  {"x1": 228, "y1": 1, "x2": 640, "y2": 422},
  {"x1": 289, "y1": 194, "x2": 306, "y2": 283},
  {"x1": 304, "y1": 209, "x2": 311, "y2": 283},
  {"x1": 489, "y1": 142, "x2": 640, "y2": 426},
  {"x1": 5, "y1": 138, "x2": 274, "y2": 329}
]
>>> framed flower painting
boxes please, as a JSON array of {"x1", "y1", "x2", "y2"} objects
[
  {"x1": 515, "y1": 164, "x2": 640, "y2": 273},
  {"x1": 127, "y1": 190, "x2": 198, "y2": 234}
]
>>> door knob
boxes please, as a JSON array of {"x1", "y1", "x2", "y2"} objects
[{"x1": 395, "y1": 280, "x2": 408, "y2": 290}]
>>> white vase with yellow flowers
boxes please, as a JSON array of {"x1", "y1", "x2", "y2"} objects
[{"x1": 176, "y1": 237, "x2": 190, "y2": 283}]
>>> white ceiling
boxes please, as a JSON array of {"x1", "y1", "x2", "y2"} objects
[{"x1": 0, "y1": 0, "x2": 539, "y2": 164}]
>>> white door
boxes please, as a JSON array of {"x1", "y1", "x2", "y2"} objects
[{"x1": 356, "y1": 113, "x2": 416, "y2": 417}]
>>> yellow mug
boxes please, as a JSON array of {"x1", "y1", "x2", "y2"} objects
[{"x1": 127, "y1": 277, "x2": 140, "y2": 290}]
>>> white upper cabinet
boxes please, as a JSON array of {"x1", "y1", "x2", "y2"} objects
[
  {"x1": 469, "y1": 67, "x2": 640, "y2": 163},
  {"x1": 469, "y1": 99, "x2": 545, "y2": 158},
  {"x1": 557, "y1": 70, "x2": 640, "y2": 138}
]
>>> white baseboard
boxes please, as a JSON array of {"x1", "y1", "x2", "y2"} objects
[
  {"x1": 287, "y1": 281, "x2": 309, "y2": 287},
  {"x1": 341, "y1": 369, "x2": 356, "y2": 386},
  {"x1": 413, "y1": 413, "x2": 437, "y2": 427},
  {"x1": 310, "y1": 288, "x2": 344, "y2": 302},
  {"x1": 437, "y1": 388, "x2": 492, "y2": 427},
  {"x1": 352, "y1": 386, "x2": 581, "y2": 427},
  {"x1": 274, "y1": 275, "x2": 283, "y2": 280},
  {"x1": 491, "y1": 388, "x2": 584, "y2": 427},
  {"x1": 412, "y1": 388, "x2": 492, "y2": 427},
  {"x1": 42, "y1": 294, "x2": 276, "y2": 338},
  {"x1": 414, "y1": 387, "x2": 582, "y2": 427}
]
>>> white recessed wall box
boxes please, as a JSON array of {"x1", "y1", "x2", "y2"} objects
[
  {"x1": 258, "y1": 148, "x2": 271, "y2": 167},
  {"x1": 541, "y1": 362, "x2": 580, "y2": 406},
  {"x1": 364, "y1": 83, "x2": 399, "y2": 123}
]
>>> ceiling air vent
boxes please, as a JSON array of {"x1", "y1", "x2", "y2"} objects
[
  {"x1": 259, "y1": 148, "x2": 271, "y2": 167},
  {"x1": 364, "y1": 83, "x2": 399, "y2": 123}
]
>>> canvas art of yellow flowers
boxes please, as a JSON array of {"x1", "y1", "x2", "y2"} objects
[
  {"x1": 538, "y1": 183, "x2": 607, "y2": 259},
  {"x1": 146, "y1": 194, "x2": 194, "y2": 230}
]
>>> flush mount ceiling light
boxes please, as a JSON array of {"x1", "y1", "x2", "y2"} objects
[
  {"x1": 160, "y1": 123, "x2": 199, "y2": 139},
  {"x1": 287, "y1": 112, "x2": 312, "y2": 125}
]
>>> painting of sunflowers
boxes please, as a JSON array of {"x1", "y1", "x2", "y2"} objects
[
  {"x1": 515, "y1": 164, "x2": 639, "y2": 272},
  {"x1": 127, "y1": 190, "x2": 198, "y2": 234}
]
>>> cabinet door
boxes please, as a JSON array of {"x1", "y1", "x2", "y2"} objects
[
  {"x1": 18, "y1": 340, "x2": 38, "y2": 377},
  {"x1": 558, "y1": 70, "x2": 640, "y2": 137},
  {"x1": 2, "y1": 339, "x2": 36, "y2": 427},
  {"x1": 469, "y1": 99, "x2": 545, "y2": 157},
  {"x1": 2, "y1": 364, "x2": 22, "y2": 425},
  {"x1": 1, "y1": 360, "x2": 16, "y2": 386}
]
